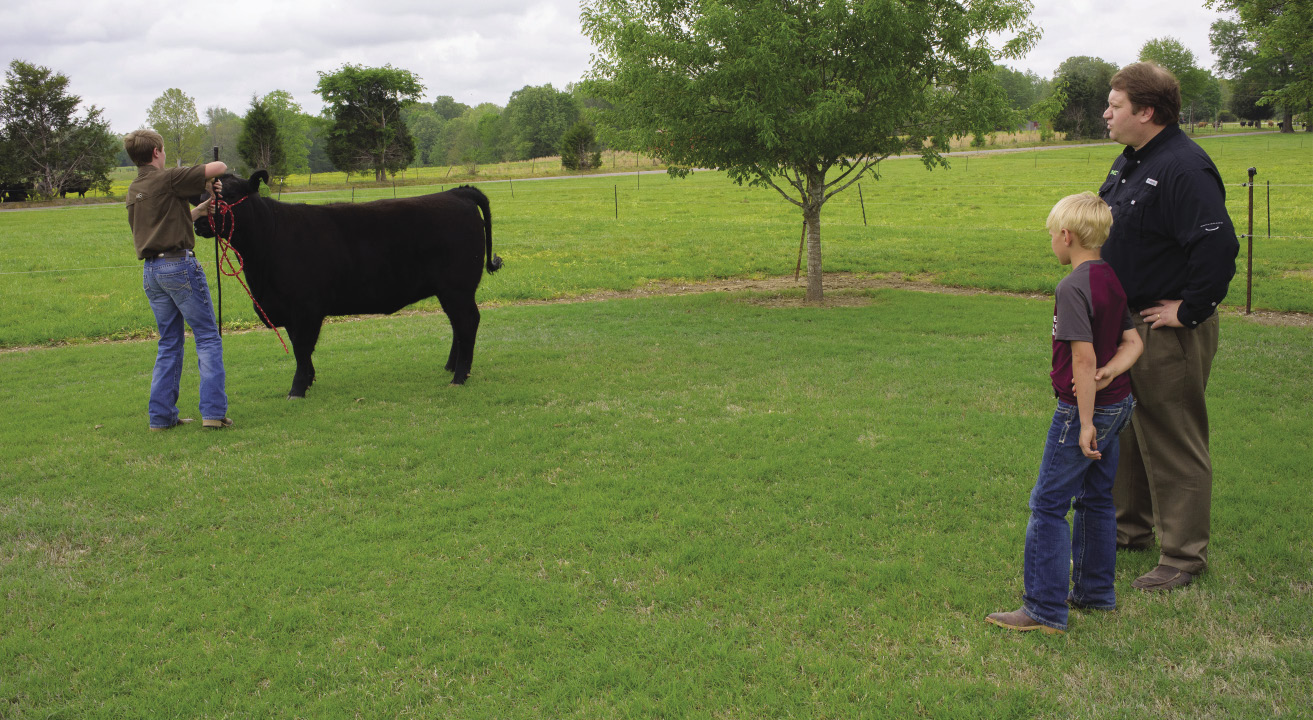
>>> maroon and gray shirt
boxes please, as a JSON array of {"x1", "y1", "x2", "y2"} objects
[{"x1": 1051, "y1": 260, "x2": 1134, "y2": 406}]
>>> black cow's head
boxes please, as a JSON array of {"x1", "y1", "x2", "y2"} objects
[{"x1": 194, "y1": 171, "x2": 268, "y2": 238}]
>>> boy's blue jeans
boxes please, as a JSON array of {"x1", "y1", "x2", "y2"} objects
[
  {"x1": 1023, "y1": 395, "x2": 1135, "y2": 631},
  {"x1": 143, "y1": 254, "x2": 227, "y2": 428}
]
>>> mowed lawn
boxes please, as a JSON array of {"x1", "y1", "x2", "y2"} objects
[
  {"x1": 3, "y1": 290, "x2": 1311, "y2": 719},
  {"x1": 2, "y1": 132, "x2": 1312, "y2": 718}
]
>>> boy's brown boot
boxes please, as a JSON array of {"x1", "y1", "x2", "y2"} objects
[
  {"x1": 202, "y1": 417, "x2": 234, "y2": 429},
  {"x1": 985, "y1": 608, "x2": 1065, "y2": 635}
]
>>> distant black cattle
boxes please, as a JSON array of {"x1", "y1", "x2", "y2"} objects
[
  {"x1": 1, "y1": 183, "x2": 32, "y2": 203},
  {"x1": 194, "y1": 171, "x2": 502, "y2": 398},
  {"x1": 59, "y1": 181, "x2": 91, "y2": 198}
]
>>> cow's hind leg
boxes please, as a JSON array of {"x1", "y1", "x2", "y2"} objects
[
  {"x1": 284, "y1": 319, "x2": 323, "y2": 399},
  {"x1": 437, "y1": 290, "x2": 480, "y2": 385}
]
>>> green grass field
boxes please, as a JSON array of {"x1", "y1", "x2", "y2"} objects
[
  {"x1": 2, "y1": 133, "x2": 1311, "y2": 349},
  {"x1": 3, "y1": 292, "x2": 1310, "y2": 718},
  {"x1": 2, "y1": 132, "x2": 1311, "y2": 718}
]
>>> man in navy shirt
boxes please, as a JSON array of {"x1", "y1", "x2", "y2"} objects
[{"x1": 1098, "y1": 62, "x2": 1238, "y2": 591}]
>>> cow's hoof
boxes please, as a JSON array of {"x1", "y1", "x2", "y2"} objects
[
  {"x1": 287, "y1": 392, "x2": 306, "y2": 400},
  {"x1": 444, "y1": 363, "x2": 455, "y2": 372},
  {"x1": 450, "y1": 374, "x2": 469, "y2": 386}
]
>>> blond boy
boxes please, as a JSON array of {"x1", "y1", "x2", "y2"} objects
[{"x1": 987, "y1": 193, "x2": 1143, "y2": 634}]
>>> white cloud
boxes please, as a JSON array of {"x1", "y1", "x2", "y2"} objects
[{"x1": 0, "y1": 0, "x2": 1232, "y2": 133}]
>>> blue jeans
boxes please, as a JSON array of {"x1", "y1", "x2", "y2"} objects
[
  {"x1": 143, "y1": 254, "x2": 227, "y2": 428},
  {"x1": 1023, "y1": 395, "x2": 1135, "y2": 631}
]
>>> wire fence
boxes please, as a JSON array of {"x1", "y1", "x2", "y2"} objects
[{"x1": 3, "y1": 168, "x2": 1310, "y2": 274}]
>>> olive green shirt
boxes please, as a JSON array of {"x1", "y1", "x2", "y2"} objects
[{"x1": 126, "y1": 164, "x2": 208, "y2": 260}]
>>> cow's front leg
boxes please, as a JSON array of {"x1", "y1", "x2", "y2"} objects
[{"x1": 284, "y1": 319, "x2": 323, "y2": 399}]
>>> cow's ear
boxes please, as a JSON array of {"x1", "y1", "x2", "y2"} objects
[{"x1": 250, "y1": 170, "x2": 269, "y2": 193}]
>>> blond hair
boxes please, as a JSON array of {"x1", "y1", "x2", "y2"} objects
[
  {"x1": 1047, "y1": 192, "x2": 1113, "y2": 250},
  {"x1": 123, "y1": 129, "x2": 163, "y2": 166}
]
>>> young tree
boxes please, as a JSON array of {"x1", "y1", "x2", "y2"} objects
[
  {"x1": 0, "y1": 60, "x2": 117, "y2": 199},
  {"x1": 147, "y1": 88, "x2": 206, "y2": 166},
  {"x1": 582, "y1": 0, "x2": 1038, "y2": 301},
  {"x1": 1208, "y1": 0, "x2": 1312, "y2": 132},
  {"x1": 316, "y1": 64, "x2": 424, "y2": 180},
  {"x1": 237, "y1": 97, "x2": 285, "y2": 177}
]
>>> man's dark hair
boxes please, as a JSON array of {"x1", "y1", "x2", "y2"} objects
[{"x1": 1111, "y1": 62, "x2": 1181, "y2": 126}]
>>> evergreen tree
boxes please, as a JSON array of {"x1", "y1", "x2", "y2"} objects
[
  {"x1": 0, "y1": 60, "x2": 116, "y2": 199},
  {"x1": 237, "y1": 97, "x2": 285, "y2": 178},
  {"x1": 560, "y1": 121, "x2": 600, "y2": 170}
]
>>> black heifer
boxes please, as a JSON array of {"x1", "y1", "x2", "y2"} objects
[{"x1": 194, "y1": 171, "x2": 502, "y2": 398}]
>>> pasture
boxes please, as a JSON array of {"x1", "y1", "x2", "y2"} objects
[
  {"x1": 3, "y1": 133, "x2": 1311, "y2": 349},
  {"x1": 2, "y1": 133, "x2": 1311, "y2": 718}
]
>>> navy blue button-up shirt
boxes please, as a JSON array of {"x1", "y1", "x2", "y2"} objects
[{"x1": 1098, "y1": 124, "x2": 1238, "y2": 328}]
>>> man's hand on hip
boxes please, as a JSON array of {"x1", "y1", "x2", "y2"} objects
[{"x1": 1140, "y1": 299, "x2": 1184, "y2": 329}]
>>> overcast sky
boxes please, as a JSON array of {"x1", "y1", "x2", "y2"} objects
[{"x1": 1, "y1": 0, "x2": 1230, "y2": 133}]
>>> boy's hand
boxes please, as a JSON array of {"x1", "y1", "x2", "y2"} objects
[
  {"x1": 1072, "y1": 366, "x2": 1118, "y2": 394},
  {"x1": 208, "y1": 179, "x2": 221, "y2": 216},
  {"x1": 189, "y1": 197, "x2": 213, "y2": 222},
  {"x1": 1079, "y1": 424, "x2": 1102, "y2": 459},
  {"x1": 1093, "y1": 366, "x2": 1115, "y2": 391}
]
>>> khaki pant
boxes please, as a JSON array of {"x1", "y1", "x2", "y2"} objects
[{"x1": 1113, "y1": 313, "x2": 1219, "y2": 575}]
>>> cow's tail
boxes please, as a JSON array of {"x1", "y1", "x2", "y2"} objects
[{"x1": 452, "y1": 185, "x2": 501, "y2": 274}]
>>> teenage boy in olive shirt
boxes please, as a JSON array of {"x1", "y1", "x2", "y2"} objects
[{"x1": 124, "y1": 129, "x2": 233, "y2": 431}]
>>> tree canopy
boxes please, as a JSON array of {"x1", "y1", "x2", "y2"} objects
[
  {"x1": 1139, "y1": 37, "x2": 1217, "y2": 123},
  {"x1": 0, "y1": 60, "x2": 117, "y2": 199},
  {"x1": 261, "y1": 90, "x2": 312, "y2": 175},
  {"x1": 1053, "y1": 56, "x2": 1118, "y2": 139},
  {"x1": 504, "y1": 84, "x2": 581, "y2": 160},
  {"x1": 582, "y1": 0, "x2": 1038, "y2": 301},
  {"x1": 316, "y1": 64, "x2": 424, "y2": 180},
  {"x1": 204, "y1": 106, "x2": 243, "y2": 169},
  {"x1": 1208, "y1": 0, "x2": 1312, "y2": 131}
]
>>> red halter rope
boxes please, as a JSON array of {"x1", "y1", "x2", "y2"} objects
[{"x1": 207, "y1": 194, "x2": 290, "y2": 354}]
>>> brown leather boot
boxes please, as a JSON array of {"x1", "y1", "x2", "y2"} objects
[{"x1": 985, "y1": 608, "x2": 1065, "y2": 635}]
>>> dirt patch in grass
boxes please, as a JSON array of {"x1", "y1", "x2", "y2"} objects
[{"x1": 4, "y1": 272, "x2": 1309, "y2": 354}]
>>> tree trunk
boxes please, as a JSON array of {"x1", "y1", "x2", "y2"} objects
[
  {"x1": 804, "y1": 169, "x2": 825, "y2": 303},
  {"x1": 1281, "y1": 108, "x2": 1294, "y2": 133}
]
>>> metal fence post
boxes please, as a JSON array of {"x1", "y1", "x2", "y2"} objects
[{"x1": 1246, "y1": 167, "x2": 1256, "y2": 314}]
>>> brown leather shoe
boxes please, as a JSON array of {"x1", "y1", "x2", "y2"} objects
[
  {"x1": 1131, "y1": 564, "x2": 1195, "y2": 591},
  {"x1": 150, "y1": 418, "x2": 194, "y2": 431},
  {"x1": 202, "y1": 417, "x2": 234, "y2": 429},
  {"x1": 985, "y1": 608, "x2": 1065, "y2": 635}
]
